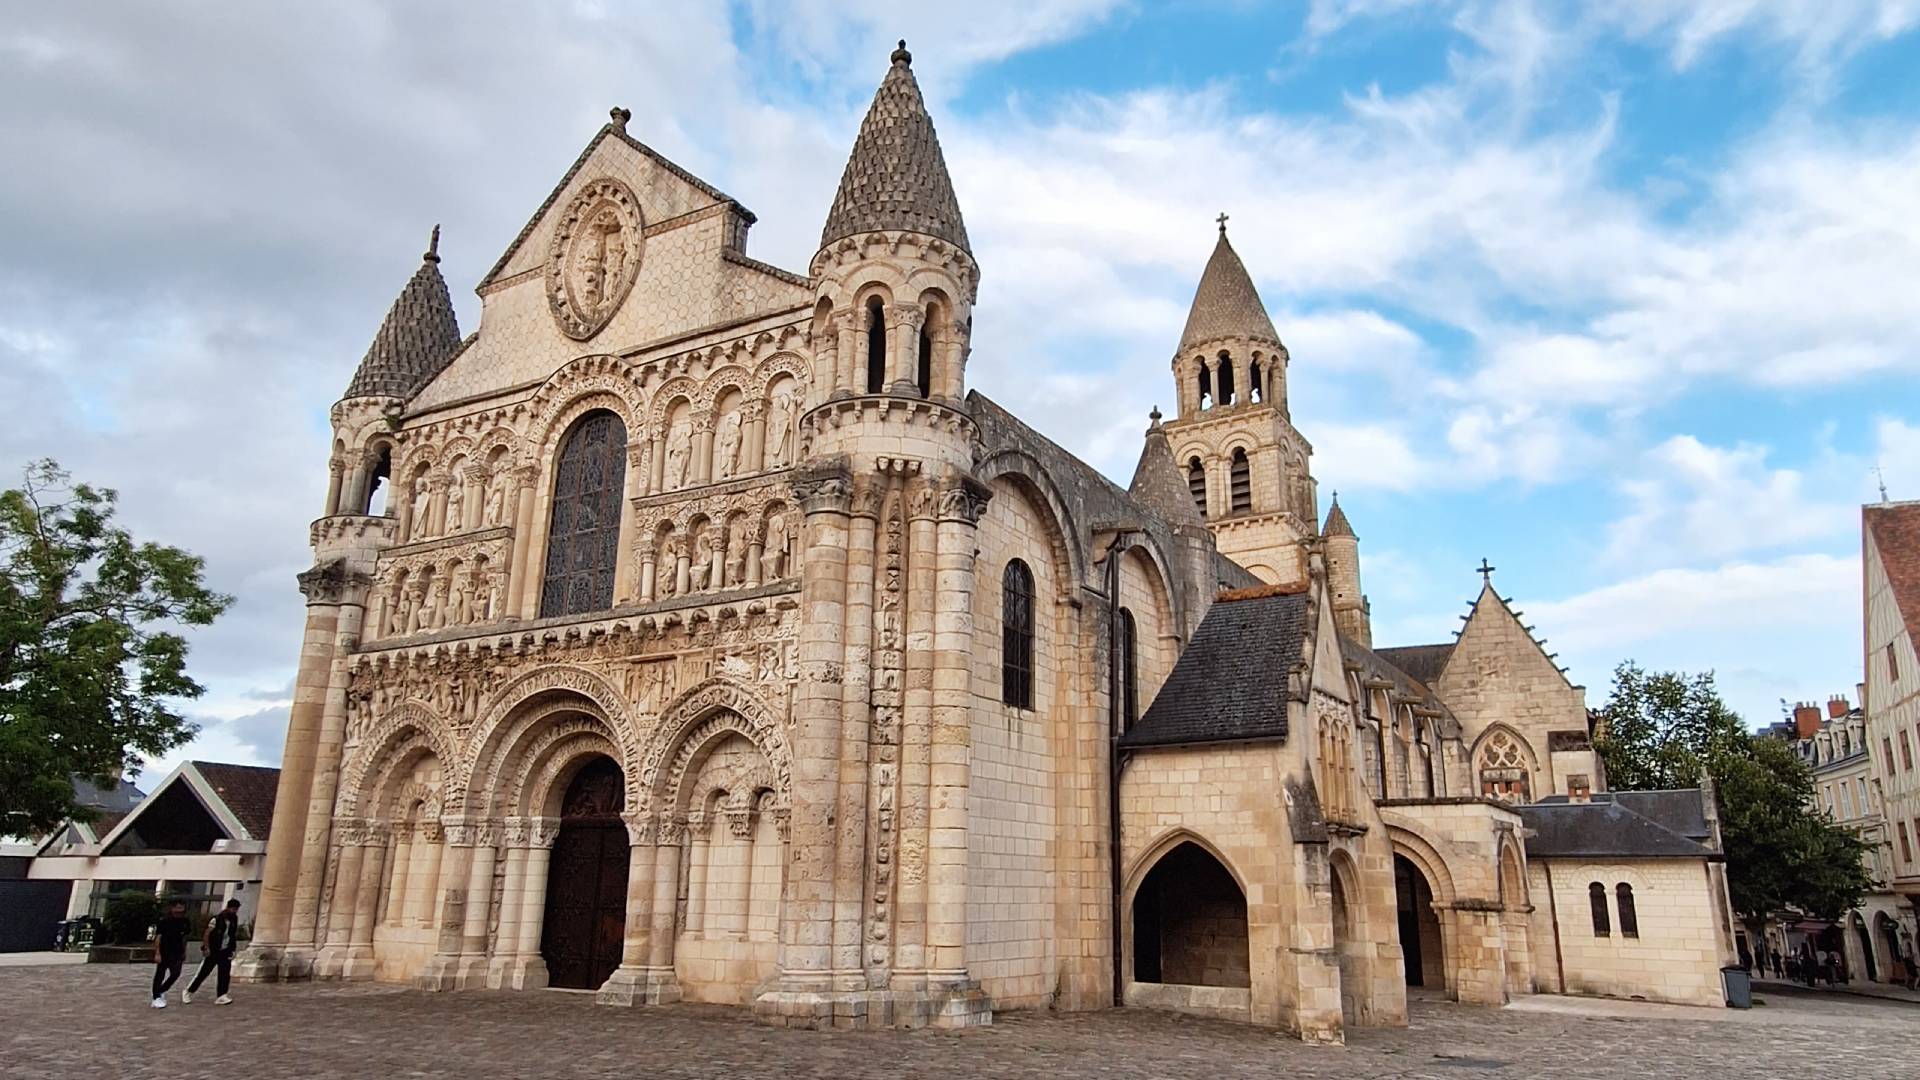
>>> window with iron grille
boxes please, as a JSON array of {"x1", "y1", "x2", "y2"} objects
[
  {"x1": 1002, "y1": 559, "x2": 1035, "y2": 710},
  {"x1": 540, "y1": 410, "x2": 627, "y2": 618},
  {"x1": 1187, "y1": 457, "x2": 1207, "y2": 517}
]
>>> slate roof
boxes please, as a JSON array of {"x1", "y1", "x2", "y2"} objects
[
  {"x1": 190, "y1": 762, "x2": 281, "y2": 840},
  {"x1": 1373, "y1": 643, "x2": 1455, "y2": 690},
  {"x1": 1866, "y1": 501, "x2": 1920, "y2": 647},
  {"x1": 819, "y1": 42, "x2": 970, "y2": 252},
  {"x1": 1339, "y1": 634, "x2": 1444, "y2": 711},
  {"x1": 1120, "y1": 587, "x2": 1306, "y2": 749},
  {"x1": 1127, "y1": 414, "x2": 1205, "y2": 526},
  {"x1": 1518, "y1": 792, "x2": 1717, "y2": 860},
  {"x1": 1178, "y1": 228, "x2": 1281, "y2": 351},
  {"x1": 71, "y1": 774, "x2": 143, "y2": 814},
  {"x1": 343, "y1": 233, "x2": 464, "y2": 400}
]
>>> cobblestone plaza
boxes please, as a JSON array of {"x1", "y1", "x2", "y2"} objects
[{"x1": 5, "y1": 964, "x2": 1916, "y2": 1079}]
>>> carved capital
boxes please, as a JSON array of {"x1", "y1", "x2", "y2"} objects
[
  {"x1": 529, "y1": 817, "x2": 562, "y2": 850},
  {"x1": 849, "y1": 477, "x2": 883, "y2": 520},
  {"x1": 890, "y1": 301, "x2": 927, "y2": 332},
  {"x1": 621, "y1": 812, "x2": 652, "y2": 846},
  {"x1": 502, "y1": 816, "x2": 535, "y2": 847},
  {"x1": 415, "y1": 820, "x2": 445, "y2": 844},
  {"x1": 298, "y1": 558, "x2": 373, "y2": 604},
  {"x1": 936, "y1": 473, "x2": 993, "y2": 524},
  {"x1": 740, "y1": 398, "x2": 767, "y2": 423},
  {"x1": 791, "y1": 459, "x2": 853, "y2": 515}
]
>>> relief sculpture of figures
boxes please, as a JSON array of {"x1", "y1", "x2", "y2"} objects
[
  {"x1": 726, "y1": 517, "x2": 751, "y2": 586},
  {"x1": 760, "y1": 509, "x2": 788, "y2": 581},
  {"x1": 715, "y1": 408, "x2": 742, "y2": 479},
  {"x1": 690, "y1": 532, "x2": 715, "y2": 592},
  {"x1": 666, "y1": 421, "x2": 691, "y2": 490},
  {"x1": 767, "y1": 389, "x2": 795, "y2": 467},
  {"x1": 444, "y1": 482, "x2": 464, "y2": 535},
  {"x1": 409, "y1": 484, "x2": 433, "y2": 541},
  {"x1": 483, "y1": 472, "x2": 507, "y2": 526}
]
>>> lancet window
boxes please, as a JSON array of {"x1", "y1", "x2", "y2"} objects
[{"x1": 539, "y1": 409, "x2": 627, "y2": 618}]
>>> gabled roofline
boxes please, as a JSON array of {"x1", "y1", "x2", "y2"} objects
[
  {"x1": 93, "y1": 761, "x2": 251, "y2": 853},
  {"x1": 479, "y1": 123, "x2": 755, "y2": 291}
]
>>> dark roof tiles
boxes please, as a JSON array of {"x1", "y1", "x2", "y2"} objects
[
  {"x1": 819, "y1": 43, "x2": 970, "y2": 252},
  {"x1": 1121, "y1": 590, "x2": 1306, "y2": 748},
  {"x1": 1518, "y1": 792, "x2": 1717, "y2": 860},
  {"x1": 1866, "y1": 501, "x2": 1920, "y2": 646},
  {"x1": 1128, "y1": 417, "x2": 1206, "y2": 526},
  {"x1": 1373, "y1": 643, "x2": 1455, "y2": 690},
  {"x1": 190, "y1": 761, "x2": 281, "y2": 841}
]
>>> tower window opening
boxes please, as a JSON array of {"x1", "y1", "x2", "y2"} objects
[
  {"x1": 1229, "y1": 448, "x2": 1251, "y2": 515},
  {"x1": 1187, "y1": 457, "x2": 1207, "y2": 517},
  {"x1": 363, "y1": 445, "x2": 392, "y2": 516},
  {"x1": 1196, "y1": 360, "x2": 1212, "y2": 411},
  {"x1": 917, "y1": 316, "x2": 933, "y2": 399},
  {"x1": 1248, "y1": 360, "x2": 1263, "y2": 403},
  {"x1": 1217, "y1": 354, "x2": 1235, "y2": 406},
  {"x1": 866, "y1": 297, "x2": 886, "y2": 394}
]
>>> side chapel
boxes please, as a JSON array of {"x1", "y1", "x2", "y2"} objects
[{"x1": 238, "y1": 42, "x2": 1739, "y2": 1039}]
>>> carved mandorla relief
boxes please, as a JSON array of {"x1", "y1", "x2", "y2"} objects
[{"x1": 547, "y1": 177, "x2": 645, "y2": 341}]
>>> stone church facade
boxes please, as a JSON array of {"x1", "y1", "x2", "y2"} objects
[{"x1": 238, "y1": 43, "x2": 1738, "y2": 1040}]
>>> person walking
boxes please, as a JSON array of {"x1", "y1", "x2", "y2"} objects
[
  {"x1": 182, "y1": 898, "x2": 241, "y2": 1005},
  {"x1": 150, "y1": 900, "x2": 190, "y2": 1008}
]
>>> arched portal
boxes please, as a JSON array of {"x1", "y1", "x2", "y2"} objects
[
  {"x1": 1394, "y1": 853, "x2": 1444, "y2": 988},
  {"x1": 1132, "y1": 841, "x2": 1249, "y2": 988},
  {"x1": 1330, "y1": 852, "x2": 1361, "y2": 1024},
  {"x1": 540, "y1": 756, "x2": 629, "y2": 990}
]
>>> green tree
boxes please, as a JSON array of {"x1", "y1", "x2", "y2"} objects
[
  {"x1": 1595, "y1": 661, "x2": 1874, "y2": 922},
  {"x1": 0, "y1": 460, "x2": 232, "y2": 836}
]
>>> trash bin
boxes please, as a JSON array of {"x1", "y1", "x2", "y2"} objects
[{"x1": 1722, "y1": 965, "x2": 1752, "y2": 1009}]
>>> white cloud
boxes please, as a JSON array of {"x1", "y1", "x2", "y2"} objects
[
  {"x1": 1604, "y1": 435, "x2": 1852, "y2": 566},
  {"x1": 1528, "y1": 551, "x2": 1857, "y2": 654}
]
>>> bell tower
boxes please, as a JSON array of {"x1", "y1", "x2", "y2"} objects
[{"x1": 1154, "y1": 218, "x2": 1319, "y2": 588}]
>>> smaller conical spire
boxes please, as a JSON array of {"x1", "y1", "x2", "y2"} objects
[
  {"x1": 1179, "y1": 223, "x2": 1281, "y2": 351},
  {"x1": 1130, "y1": 412, "x2": 1205, "y2": 526},
  {"x1": 1322, "y1": 494, "x2": 1355, "y2": 539},
  {"x1": 819, "y1": 40, "x2": 969, "y2": 252},
  {"x1": 343, "y1": 229, "x2": 463, "y2": 401}
]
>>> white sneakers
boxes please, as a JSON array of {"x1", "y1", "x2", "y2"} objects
[
  {"x1": 181, "y1": 989, "x2": 193, "y2": 1004},
  {"x1": 214, "y1": 995, "x2": 233, "y2": 1005},
  {"x1": 151, "y1": 996, "x2": 166, "y2": 1008}
]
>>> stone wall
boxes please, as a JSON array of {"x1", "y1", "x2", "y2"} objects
[{"x1": 1528, "y1": 856, "x2": 1724, "y2": 1008}]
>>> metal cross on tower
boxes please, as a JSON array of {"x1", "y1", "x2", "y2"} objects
[
  {"x1": 1216, "y1": 211, "x2": 1229, "y2": 234},
  {"x1": 1476, "y1": 557, "x2": 1497, "y2": 585}
]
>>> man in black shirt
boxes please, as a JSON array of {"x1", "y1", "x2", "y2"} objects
[
  {"x1": 150, "y1": 900, "x2": 190, "y2": 1008},
  {"x1": 183, "y1": 898, "x2": 241, "y2": 1005}
]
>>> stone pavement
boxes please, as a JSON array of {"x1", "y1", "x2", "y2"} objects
[
  {"x1": 4, "y1": 965, "x2": 1917, "y2": 1080},
  {"x1": 0, "y1": 951, "x2": 86, "y2": 968},
  {"x1": 1754, "y1": 977, "x2": 1920, "y2": 1006}
]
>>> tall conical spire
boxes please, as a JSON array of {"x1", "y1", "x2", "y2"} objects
[
  {"x1": 344, "y1": 227, "x2": 463, "y2": 400},
  {"x1": 1179, "y1": 221, "x2": 1280, "y2": 351},
  {"x1": 1322, "y1": 494, "x2": 1355, "y2": 538},
  {"x1": 1129, "y1": 407, "x2": 1205, "y2": 526},
  {"x1": 819, "y1": 40, "x2": 970, "y2": 252}
]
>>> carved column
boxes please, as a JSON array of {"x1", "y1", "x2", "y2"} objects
[
  {"x1": 692, "y1": 410, "x2": 715, "y2": 486},
  {"x1": 597, "y1": 812, "x2": 680, "y2": 1006},
  {"x1": 461, "y1": 463, "x2": 486, "y2": 531},
  {"x1": 673, "y1": 539, "x2": 691, "y2": 598},
  {"x1": 833, "y1": 477, "x2": 879, "y2": 987},
  {"x1": 647, "y1": 433, "x2": 665, "y2": 495},
  {"x1": 889, "y1": 302, "x2": 926, "y2": 394},
  {"x1": 313, "y1": 818, "x2": 363, "y2": 979},
  {"x1": 342, "y1": 821, "x2": 388, "y2": 980},
  {"x1": 639, "y1": 544, "x2": 658, "y2": 604},
  {"x1": 410, "y1": 819, "x2": 445, "y2": 929},
  {"x1": 937, "y1": 320, "x2": 967, "y2": 401},
  {"x1": 684, "y1": 812, "x2": 711, "y2": 938},
  {"x1": 833, "y1": 309, "x2": 858, "y2": 397},
  {"x1": 487, "y1": 817, "x2": 530, "y2": 989},
  {"x1": 507, "y1": 817, "x2": 558, "y2": 990},
  {"x1": 507, "y1": 463, "x2": 542, "y2": 619},
  {"x1": 614, "y1": 442, "x2": 645, "y2": 605},
  {"x1": 451, "y1": 819, "x2": 499, "y2": 988},
  {"x1": 325, "y1": 456, "x2": 347, "y2": 517},
  {"x1": 426, "y1": 472, "x2": 451, "y2": 538},
  {"x1": 765, "y1": 462, "x2": 852, "y2": 994},
  {"x1": 237, "y1": 558, "x2": 371, "y2": 984},
  {"x1": 742, "y1": 399, "x2": 768, "y2": 475},
  {"x1": 891, "y1": 475, "x2": 937, "y2": 983},
  {"x1": 928, "y1": 475, "x2": 990, "y2": 985}
]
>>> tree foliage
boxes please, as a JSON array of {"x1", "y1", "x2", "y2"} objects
[
  {"x1": 1595, "y1": 661, "x2": 1874, "y2": 921},
  {"x1": 0, "y1": 460, "x2": 232, "y2": 836}
]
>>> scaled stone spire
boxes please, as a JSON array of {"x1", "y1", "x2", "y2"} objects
[
  {"x1": 1179, "y1": 222, "x2": 1280, "y2": 351},
  {"x1": 343, "y1": 226, "x2": 463, "y2": 400},
  {"x1": 1322, "y1": 494, "x2": 1355, "y2": 538},
  {"x1": 1129, "y1": 407, "x2": 1205, "y2": 526},
  {"x1": 819, "y1": 40, "x2": 970, "y2": 252}
]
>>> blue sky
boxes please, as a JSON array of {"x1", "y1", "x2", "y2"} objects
[{"x1": 3, "y1": 1, "x2": 1919, "y2": 783}]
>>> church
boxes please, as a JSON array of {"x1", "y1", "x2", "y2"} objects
[{"x1": 237, "y1": 42, "x2": 1739, "y2": 1041}]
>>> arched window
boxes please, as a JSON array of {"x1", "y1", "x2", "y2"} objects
[
  {"x1": 1217, "y1": 353, "x2": 1235, "y2": 405},
  {"x1": 1588, "y1": 882, "x2": 1610, "y2": 937},
  {"x1": 1002, "y1": 559, "x2": 1035, "y2": 710},
  {"x1": 1196, "y1": 360, "x2": 1212, "y2": 410},
  {"x1": 1118, "y1": 606, "x2": 1138, "y2": 728},
  {"x1": 1186, "y1": 456, "x2": 1207, "y2": 517},
  {"x1": 1477, "y1": 730, "x2": 1533, "y2": 803},
  {"x1": 916, "y1": 313, "x2": 933, "y2": 398},
  {"x1": 540, "y1": 410, "x2": 628, "y2": 618},
  {"x1": 1248, "y1": 359, "x2": 1263, "y2": 403},
  {"x1": 362, "y1": 445, "x2": 392, "y2": 516},
  {"x1": 1615, "y1": 883, "x2": 1638, "y2": 938},
  {"x1": 865, "y1": 297, "x2": 887, "y2": 394},
  {"x1": 1229, "y1": 448, "x2": 1251, "y2": 514}
]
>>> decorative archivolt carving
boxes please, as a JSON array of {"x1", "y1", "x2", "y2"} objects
[
  {"x1": 641, "y1": 678, "x2": 792, "y2": 810},
  {"x1": 514, "y1": 728, "x2": 626, "y2": 818},
  {"x1": 529, "y1": 367, "x2": 642, "y2": 454},
  {"x1": 455, "y1": 664, "x2": 637, "y2": 813},
  {"x1": 339, "y1": 707, "x2": 454, "y2": 818}
]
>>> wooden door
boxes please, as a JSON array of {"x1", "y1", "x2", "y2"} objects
[{"x1": 540, "y1": 758, "x2": 629, "y2": 990}]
